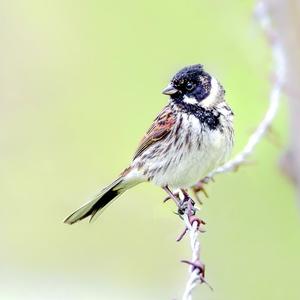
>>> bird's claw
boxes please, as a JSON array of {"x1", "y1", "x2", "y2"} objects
[
  {"x1": 175, "y1": 189, "x2": 195, "y2": 215},
  {"x1": 177, "y1": 198, "x2": 194, "y2": 215},
  {"x1": 191, "y1": 180, "x2": 209, "y2": 205}
]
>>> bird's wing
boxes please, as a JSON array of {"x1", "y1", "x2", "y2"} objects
[{"x1": 133, "y1": 106, "x2": 176, "y2": 160}]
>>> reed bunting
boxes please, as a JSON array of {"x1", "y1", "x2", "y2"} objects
[{"x1": 64, "y1": 64, "x2": 234, "y2": 224}]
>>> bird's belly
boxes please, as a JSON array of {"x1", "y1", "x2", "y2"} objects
[
  {"x1": 151, "y1": 127, "x2": 231, "y2": 189},
  {"x1": 134, "y1": 112, "x2": 233, "y2": 189},
  {"x1": 156, "y1": 147, "x2": 219, "y2": 188},
  {"x1": 162, "y1": 149, "x2": 212, "y2": 188}
]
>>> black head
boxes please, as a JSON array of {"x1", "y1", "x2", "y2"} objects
[{"x1": 162, "y1": 64, "x2": 212, "y2": 103}]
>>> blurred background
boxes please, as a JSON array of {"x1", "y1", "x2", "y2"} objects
[{"x1": 1, "y1": 0, "x2": 299, "y2": 299}]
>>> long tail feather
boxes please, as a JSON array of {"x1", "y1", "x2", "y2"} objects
[{"x1": 64, "y1": 177, "x2": 127, "y2": 225}]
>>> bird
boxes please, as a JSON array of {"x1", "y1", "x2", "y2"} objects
[{"x1": 64, "y1": 64, "x2": 234, "y2": 225}]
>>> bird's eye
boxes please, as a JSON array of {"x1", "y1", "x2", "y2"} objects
[{"x1": 186, "y1": 82, "x2": 194, "y2": 91}]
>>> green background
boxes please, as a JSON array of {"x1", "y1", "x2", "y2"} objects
[{"x1": 1, "y1": 0, "x2": 299, "y2": 299}]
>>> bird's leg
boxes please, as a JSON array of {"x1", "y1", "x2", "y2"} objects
[
  {"x1": 163, "y1": 188, "x2": 180, "y2": 203},
  {"x1": 163, "y1": 186, "x2": 180, "y2": 207}
]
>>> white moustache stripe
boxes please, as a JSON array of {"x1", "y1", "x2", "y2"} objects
[{"x1": 201, "y1": 77, "x2": 219, "y2": 107}]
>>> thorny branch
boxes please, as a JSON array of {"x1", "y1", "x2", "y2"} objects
[
  {"x1": 176, "y1": 2, "x2": 286, "y2": 300},
  {"x1": 208, "y1": 1, "x2": 286, "y2": 179},
  {"x1": 177, "y1": 191, "x2": 211, "y2": 300}
]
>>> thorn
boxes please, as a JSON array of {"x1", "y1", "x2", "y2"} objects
[
  {"x1": 266, "y1": 126, "x2": 282, "y2": 148},
  {"x1": 181, "y1": 259, "x2": 205, "y2": 277},
  {"x1": 202, "y1": 279, "x2": 214, "y2": 291},
  {"x1": 173, "y1": 211, "x2": 184, "y2": 220},
  {"x1": 176, "y1": 227, "x2": 188, "y2": 242},
  {"x1": 189, "y1": 215, "x2": 205, "y2": 228},
  {"x1": 176, "y1": 216, "x2": 205, "y2": 242},
  {"x1": 232, "y1": 160, "x2": 256, "y2": 172},
  {"x1": 181, "y1": 259, "x2": 213, "y2": 290}
]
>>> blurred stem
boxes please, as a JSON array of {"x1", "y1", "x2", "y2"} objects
[{"x1": 266, "y1": 0, "x2": 300, "y2": 201}]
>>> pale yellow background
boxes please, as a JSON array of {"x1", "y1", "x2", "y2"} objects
[{"x1": 0, "y1": 1, "x2": 299, "y2": 299}]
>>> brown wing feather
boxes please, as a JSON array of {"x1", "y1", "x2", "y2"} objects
[{"x1": 133, "y1": 106, "x2": 176, "y2": 160}]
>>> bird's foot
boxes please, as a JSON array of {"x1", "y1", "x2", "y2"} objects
[
  {"x1": 176, "y1": 190, "x2": 206, "y2": 241},
  {"x1": 164, "y1": 188, "x2": 198, "y2": 216},
  {"x1": 191, "y1": 179, "x2": 209, "y2": 205},
  {"x1": 163, "y1": 187, "x2": 205, "y2": 240},
  {"x1": 177, "y1": 189, "x2": 196, "y2": 215}
]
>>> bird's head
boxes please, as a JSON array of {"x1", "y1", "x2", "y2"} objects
[{"x1": 162, "y1": 64, "x2": 224, "y2": 108}]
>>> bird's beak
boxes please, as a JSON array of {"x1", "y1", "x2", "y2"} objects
[{"x1": 162, "y1": 84, "x2": 178, "y2": 95}]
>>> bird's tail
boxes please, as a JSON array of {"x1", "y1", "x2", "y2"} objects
[{"x1": 64, "y1": 172, "x2": 138, "y2": 225}]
